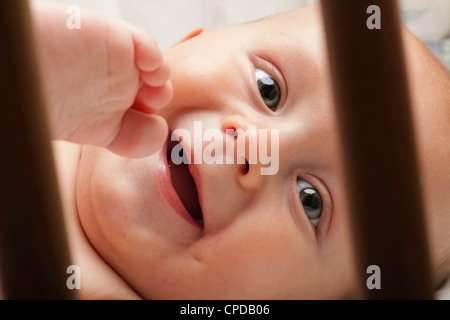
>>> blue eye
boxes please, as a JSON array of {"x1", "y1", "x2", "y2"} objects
[
  {"x1": 297, "y1": 179, "x2": 323, "y2": 227},
  {"x1": 255, "y1": 68, "x2": 281, "y2": 111}
]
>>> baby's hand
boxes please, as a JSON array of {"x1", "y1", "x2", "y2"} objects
[
  {"x1": 98, "y1": 22, "x2": 173, "y2": 158},
  {"x1": 33, "y1": 1, "x2": 171, "y2": 158}
]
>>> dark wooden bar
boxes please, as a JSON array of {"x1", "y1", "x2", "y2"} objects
[
  {"x1": 321, "y1": 0, "x2": 433, "y2": 299},
  {"x1": 0, "y1": 0, "x2": 76, "y2": 299}
]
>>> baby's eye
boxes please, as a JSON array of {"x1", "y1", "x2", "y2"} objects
[
  {"x1": 255, "y1": 68, "x2": 281, "y2": 112},
  {"x1": 297, "y1": 179, "x2": 323, "y2": 227}
]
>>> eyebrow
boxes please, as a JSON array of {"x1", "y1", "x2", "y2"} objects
[
  {"x1": 271, "y1": 35, "x2": 322, "y2": 104},
  {"x1": 292, "y1": 157, "x2": 334, "y2": 175}
]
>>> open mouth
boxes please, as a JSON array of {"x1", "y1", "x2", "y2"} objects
[{"x1": 167, "y1": 139, "x2": 203, "y2": 224}]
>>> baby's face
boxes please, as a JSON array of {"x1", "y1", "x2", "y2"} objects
[{"x1": 77, "y1": 6, "x2": 359, "y2": 299}]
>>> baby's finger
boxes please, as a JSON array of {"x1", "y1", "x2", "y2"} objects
[
  {"x1": 141, "y1": 57, "x2": 171, "y2": 87},
  {"x1": 135, "y1": 81, "x2": 173, "y2": 113},
  {"x1": 136, "y1": 40, "x2": 163, "y2": 72},
  {"x1": 130, "y1": 26, "x2": 164, "y2": 72},
  {"x1": 106, "y1": 109, "x2": 168, "y2": 159}
]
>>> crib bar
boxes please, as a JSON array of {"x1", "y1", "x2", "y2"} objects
[
  {"x1": 321, "y1": 0, "x2": 433, "y2": 299},
  {"x1": 0, "y1": 0, "x2": 76, "y2": 299}
]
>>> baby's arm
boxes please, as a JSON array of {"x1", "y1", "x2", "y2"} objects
[{"x1": 32, "y1": 0, "x2": 172, "y2": 158}]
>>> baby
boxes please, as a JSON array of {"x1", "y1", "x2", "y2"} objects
[{"x1": 30, "y1": 1, "x2": 450, "y2": 299}]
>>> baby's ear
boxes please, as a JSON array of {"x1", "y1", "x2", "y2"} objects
[{"x1": 176, "y1": 27, "x2": 208, "y2": 44}]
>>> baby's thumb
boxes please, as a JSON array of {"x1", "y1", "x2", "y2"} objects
[{"x1": 106, "y1": 109, "x2": 168, "y2": 158}]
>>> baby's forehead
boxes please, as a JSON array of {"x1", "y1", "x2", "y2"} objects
[
  {"x1": 249, "y1": 6, "x2": 448, "y2": 78},
  {"x1": 240, "y1": 6, "x2": 326, "y2": 60},
  {"x1": 249, "y1": 6, "x2": 323, "y2": 32}
]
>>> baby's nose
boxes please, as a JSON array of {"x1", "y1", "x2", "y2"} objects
[{"x1": 222, "y1": 115, "x2": 280, "y2": 189}]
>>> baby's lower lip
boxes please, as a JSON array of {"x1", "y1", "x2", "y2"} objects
[{"x1": 156, "y1": 138, "x2": 202, "y2": 229}]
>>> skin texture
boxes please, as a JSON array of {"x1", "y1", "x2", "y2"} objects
[
  {"x1": 20, "y1": 4, "x2": 450, "y2": 299},
  {"x1": 71, "y1": 6, "x2": 450, "y2": 299}
]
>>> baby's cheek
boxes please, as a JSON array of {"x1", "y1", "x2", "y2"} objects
[{"x1": 192, "y1": 213, "x2": 315, "y2": 298}]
